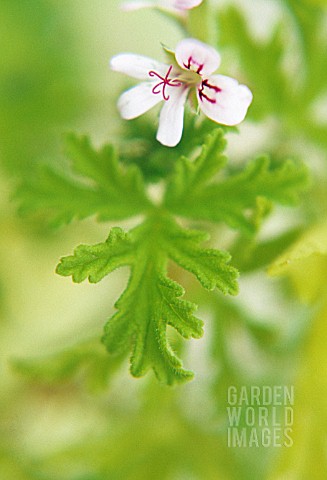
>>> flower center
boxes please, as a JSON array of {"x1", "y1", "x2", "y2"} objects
[
  {"x1": 198, "y1": 79, "x2": 222, "y2": 104},
  {"x1": 183, "y1": 56, "x2": 204, "y2": 74},
  {"x1": 148, "y1": 65, "x2": 182, "y2": 101}
]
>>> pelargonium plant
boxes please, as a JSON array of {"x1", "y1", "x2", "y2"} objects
[
  {"x1": 16, "y1": 0, "x2": 310, "y2": 385},
  {"x1": 10, "y1": 0, "x2": 327, "y2": 477}
]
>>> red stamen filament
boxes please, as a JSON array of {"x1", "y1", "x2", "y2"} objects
[
  {"x1": 149, "y1": 65, "x2": 181, "y2": 101},
  {"x1": 183, "y1": 56, "x2": 204, "y2": 74}
]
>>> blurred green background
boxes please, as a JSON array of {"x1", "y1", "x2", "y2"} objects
[{"x1": 1, "y1": 0, "x2": 327, "y2": 479}]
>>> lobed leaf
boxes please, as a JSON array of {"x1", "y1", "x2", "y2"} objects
[
  {"x1": 103, "y1": 215, "x2": 238, "y2": 383},
  {"x1": 56, "y1": 227, "x2": 133, "y2": 283},
  {"x1": 162, "y1": 217, "x2": 239, "y2": 295},
  {"x1": 58, "y1": 212, "x2": 238, "y2": 383},
  {"x1": 55, "y1": 129, "x2": 309, "y2": 383},
  {"x1": 164, "y1": 128, "x2": 227, "y2": 205},
  {"x1": 16, "y1": 134, "x2": 151, "y2": 227},
  {"x1": 166, "y1": 153, "x2": 309, "y2": 235},
  {"x1": 103, "y1": 250, "x2": 203, "y2": 384}
]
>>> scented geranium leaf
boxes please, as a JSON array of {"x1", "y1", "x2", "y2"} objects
[
  {"x1": 166, "y1": 151, "x2": 309, "y2": 235},
  {"x1": 162, "y1": 217, "x2": 239, "y2": 294},
  {"x1": 164, "y1": 128, "x2": 227, "y2": 203},
  {"x1": 16, "y1": 134, "x2": 151, "y2": 227},
  {"x1": 104, "y1": 267, "x2": 202, "y2": 384},
  {"x1": 16, "y1": 166, "x2": 104, "y2": 227},
  {"x1": 58, "y1": 212, "x2": 237, "y2": 383},
  {"x1": 56, "y1": 227, "x2": 133, "y2": 283},
  {"x1": 104, "y1": 215, "x2": 238, "y2": 383},
  {"x1": 65, "y1": 134, "x2": 147, "y2": 200}
]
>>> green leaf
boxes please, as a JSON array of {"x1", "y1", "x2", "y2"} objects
[
  {"x1": 57, "y1": 213, "x2": 238, "y2": 384},
  {"x1": 230, "y1": 227, "x2": 303, "y2": 273},
  {"x1": 268, "y1": 221, "x2": 327, "y2": 276},
  {"x1": 162, "y1": 219, "x2": 238, "y2": 294},
  {"x1": 104, "y1": 268, "x2": 202, "y2": 384},
  {"x1": 283, "y1": 0, "x2": 327, "y2": 101},
  {"x1": 105, "y1": 215, "x2": 238, "y2": 384},
  {"x1": 16, "y1": 134, "x2": 151, "y2": 227},
  {"x1": 268, "y1": 221, "x2": 327, "y2": 302},
  {"x1": 56, "y1": 227, "x2": 133, "y2": 283},
  {"x1": 12, "y1": 338, "x2": 125, "y2": 392},
  {"x1": 165, "y1": 139, "x2": 310, "y2": 235},
  {"x1": 164, "y1": 128, "x2": 227, "y2": 202}
]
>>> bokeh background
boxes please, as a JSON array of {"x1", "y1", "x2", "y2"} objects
[{"x1": 1, "y1": 0, "x2": 327, "y2": 479}]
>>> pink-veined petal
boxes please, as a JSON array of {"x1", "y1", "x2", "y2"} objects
[
  {"x1": 111, "y1": 53, "x2": 167, "y2": 80},
  {"x1": 117, "y1": 82, "x2": 163, "y2": 119},
  {"x1": 172, "y1": 0, "x2": 203, "y2": 9},
  {"x1": 175, "y1": 39, "x2": 221, "y2": 76},
  {"x1": 156, "y1": 86, "x2": 189, "y2": 147},
  {"x1": 197, "y1": 74, "x2": 253, "y2": 126}
]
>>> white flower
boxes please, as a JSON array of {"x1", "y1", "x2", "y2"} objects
[
  {"x1": 121, "y1": 0, "x2": 203, "y2": 12},
  {"x1": 111, "y1": 39, "x2": 253, "y2": 147}
]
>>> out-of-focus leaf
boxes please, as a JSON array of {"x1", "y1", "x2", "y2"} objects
[
  {"x1": 12, "y1": 338, "x2": 125, "y2": 392},
  {"x1": 16, "y1": 135, "x2": 151, "y2": 227},
  {"x1": 218, "y1": 4, "x2": 327, "y2": 155},
  {"x1": 284, "y1": 0, "x2": 327, "y2": 100},
  {"x1": 165, "y1": 135, "x2": 310, "y2": 235},
  {"x1": 268, "y1": 221, "x2": 327, "y2": 302},
  {"x1": 268, "y1": 299, "x2": 327, "y2": 480},
  {"x1": 58, "y1": 213, "x2": 238, "y2": 384},
  {"x1": 231, "y1": 227, "x2": 303, "y2": 273},
  {"x1": 218, "y1": 7, "x2": 291, "y2": 120}
]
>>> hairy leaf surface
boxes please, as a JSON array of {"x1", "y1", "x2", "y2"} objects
[
  {"x1": 165, "y1": 134, "x2": 309, "y2": 234},
  {"x1": 57, "y1": 213, "x2": 238, "y2": 383}
]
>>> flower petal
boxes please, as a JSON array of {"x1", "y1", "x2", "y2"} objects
[
  {"x1": 156, "y1": 86, "x2": 189, "y2": 147},
  {"x1": 121, "y1": 0, "x2": 202, "y2": 10},
  {"x1": 117, "y1": 83, "x2": 162, "y2": 119},
  {"x1": 111, "y1": 53, "x2": 167, "y2": 80},
  {"x1": 175, "y1": 39, "x2": 221, "y2": 76},
  {"x1": 172, "y1": 0, "x2": 203, "y2": 8},
  {"x1": 197, "y1": 74, "x2": 253, "y2": 126}
]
